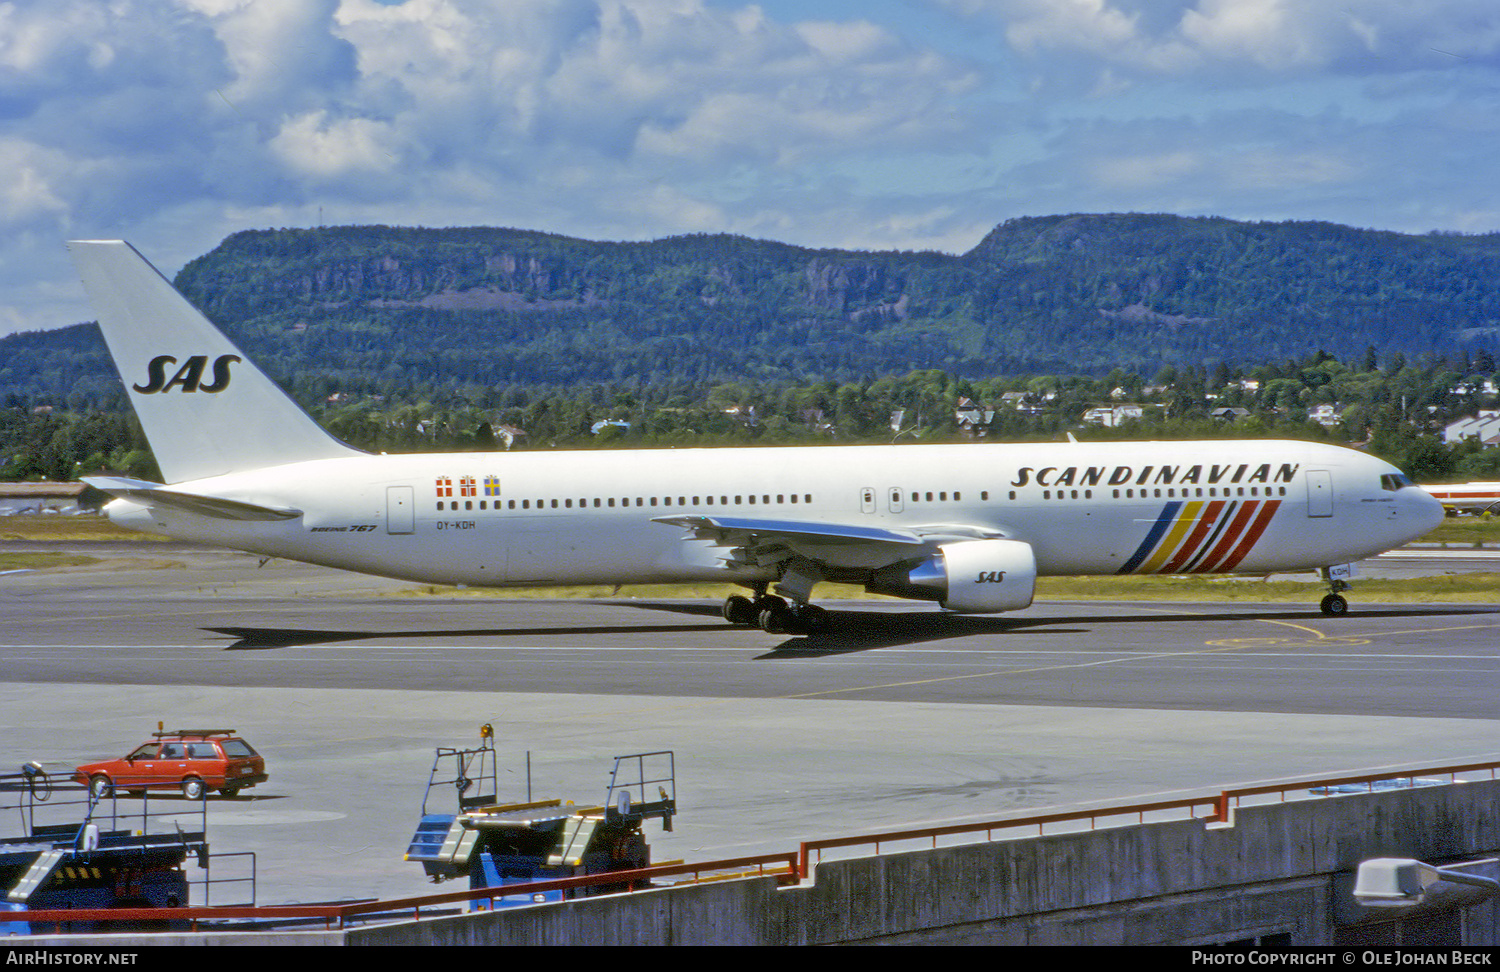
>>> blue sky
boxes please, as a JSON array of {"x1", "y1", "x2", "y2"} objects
[{"x1": 3, "y1": 0, "x2": 1499, "y2": 335}]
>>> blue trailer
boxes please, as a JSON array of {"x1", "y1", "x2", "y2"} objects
[
  {"x1": 0, "y1": 763, "x2": 211, "y2": 933},
  {"x1": 404, "y1": 727, "x2": 676, "y2": 908}
]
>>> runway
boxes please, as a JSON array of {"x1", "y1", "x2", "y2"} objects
[{"x1": 3, "y1": 542, "x2": 1498, "y2": 905}]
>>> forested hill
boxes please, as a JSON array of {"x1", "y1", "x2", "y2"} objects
[{"x1": 6, "y1": 214, "x2": 1500, "y2": 404}]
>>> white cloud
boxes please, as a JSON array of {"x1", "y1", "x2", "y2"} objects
[
  {"x1": 0, "y1": 0, "x2": 992, "y2": 333},
  {"x1": 945, "y1": 0, "x2": 1500, "y2": 76},
  {"x1": 328, "y1": 0, "x2": 973, "y2": 171},
  {"x1": 0, "y1": 139, "x2": 70, "y2": 222},
  {"x1": 3, "y1": 0, "x2": 1499, "y2": 337},
  {"x1": 181, "y1": 0, "x2": 356, "y2": 111},
  {"x1": 270, "y1": 110, "x2": 404, "y2": 179}
]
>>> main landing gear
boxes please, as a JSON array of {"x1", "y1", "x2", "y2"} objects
[{"x1": 722, "y1": 590, "x2": 830, "y2": 635}]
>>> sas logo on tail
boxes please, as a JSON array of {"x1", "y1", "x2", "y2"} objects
[{"x1": 133, "y1": 354, "x2": 240, "y2": 394}]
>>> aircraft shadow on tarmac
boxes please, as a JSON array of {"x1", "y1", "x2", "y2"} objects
[
  {"x1": 609, "y1": 600, "x2": 1500, "y2": 658},
  {"x1": 204, "y1": 621, "x2": 731, "y2": 650},
  {"x1": 204, "y1": 602, "x2": 1496, "y2": 655}
]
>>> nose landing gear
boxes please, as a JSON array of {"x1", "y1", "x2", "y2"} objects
[
  {"x1": 1319, "y1": 591, "x2": 1349, "y2": 615},
  {"x1": 1318, "y1": 565, "x2": 1353, "y2": 615}
]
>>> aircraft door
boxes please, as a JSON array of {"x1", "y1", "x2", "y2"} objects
[
  {"x1": 1306, "y1": 470, "x2": 1333, "y2": 517},
  {"x1": 861, "y1": 487, "x2": 877, "y2": 514},
  {"x1": 888, "y1": 487, "x2": 904, "y2": 513},
  {"x1": 387, "y1": 485, "x2": 415, "y2": 534}
]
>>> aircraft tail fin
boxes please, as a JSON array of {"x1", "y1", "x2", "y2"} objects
[{"x1": 68, "y1": 240, "x2": 362, "y2": 483}]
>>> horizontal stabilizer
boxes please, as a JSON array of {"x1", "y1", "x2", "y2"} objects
[{"x1": 83, "y1": 476, "x2": 302, "y2": 521}]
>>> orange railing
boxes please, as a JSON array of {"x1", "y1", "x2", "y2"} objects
[
  {"x1": 14, "y1": 759, "x2": 1500, "y2": 934},
  {"x1": 797, "y1": 758, "x2": 1500, "y2": 879},
  {"x1": 15, "y1": 852, "x2": 800, "y2": 934},
  {"x1": 797, "y1": 795, "x2": 1223, "y2": 878},
  {"x1": 1212, "y1": 759, "x2": 1500, "y2": 821}
]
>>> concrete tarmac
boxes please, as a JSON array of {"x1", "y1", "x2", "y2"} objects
[{"x1": 2, "y1": 543, "x2": 1498, "y2": 906}]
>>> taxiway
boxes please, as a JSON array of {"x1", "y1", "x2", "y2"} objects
[{"x1": 2, "y1": 542, "x2": 1497, "y2": 905}]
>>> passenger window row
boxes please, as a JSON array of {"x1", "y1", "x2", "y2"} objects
[
  {"x1": 437, "y1": 493, "x2": 815, "y2": 513},
  {"x1": 433, "y1": 484, "x2": 1286, "y2": 514}
]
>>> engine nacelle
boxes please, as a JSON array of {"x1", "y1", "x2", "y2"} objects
[{"x1": 865, "y1": 539, "x2": 1037, "y2": 613}]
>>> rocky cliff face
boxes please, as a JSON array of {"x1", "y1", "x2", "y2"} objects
[
  {"x1": 164, "y1": 218, "x2": 1500, "y2": 381},
  {"x1": 179, "y1": 227, "x2": 921, "y2": 322}
]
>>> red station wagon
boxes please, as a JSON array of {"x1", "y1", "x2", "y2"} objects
[{"x1": 74, "y1": 729, "x2": 268, "y2": 800}]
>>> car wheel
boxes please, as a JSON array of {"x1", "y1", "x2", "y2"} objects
[
  {"x1": 221, "y1": 785, "x2": 241, "y2": 799},
  {"x1": 89, "y1": 775, "x2": 113, "y2": 800},
  {"x1": 182, "y1": 778, "x2": 205, "y2": 800}
]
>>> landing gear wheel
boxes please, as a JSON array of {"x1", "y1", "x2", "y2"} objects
[
  {"x1": 796, "y1": 604, "x2": 830, "y2": 633},
  {"x1": 723, "y1": 594, "x2": 758, "y2": 626},
  {"x1": 758, "y1": 600, "x2": 829, "y2": 635},
  {"x1": 758, "y1": 600, "x2": 795, "y2": 634},
  {"x1": 1320, "y1": 593, "x2": 1348, "y2": 616},
  {"x1": 752, "y1": 594, "x2": 786, "y2": 614}
]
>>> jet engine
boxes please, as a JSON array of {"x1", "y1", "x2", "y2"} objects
[{"x1": 865, "y1": 538, "x2": 1037, "y2": 613}]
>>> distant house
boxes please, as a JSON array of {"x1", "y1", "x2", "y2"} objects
[
  {"x1": 1082, "y1": 404, "x2": 1144, "y2": 427},
  {"x1": 722, "y1": 405, "x2": 757, "y2": 428},
  {"x1": 1308, "y1": 404, "x2": 1343, "y2": 428},
  {"x1": 0, "y1": 482, "x2": 86, "y2": 515},
  {"x1": 800, "y1": 408, "x2": 833, "y2": 434},
  {"x1": 1444, "y1": 410, "x2": 1500, "y2": 446},
  {"x1": 954, "y1": 397, "x2": 994, "y2": 438},
  {"x1": 1210, "y1": 407, "x2": 1250, "y2": 422},
  {"x1": 1450, "y1": 379, "x2": 1499, "y2": 396},
  {"x1": 495, "y1": 425, "x2": 527, "y2": 450},
  {"x1": 998, "y1": 391, "x2": 1047, "y2": 415}
]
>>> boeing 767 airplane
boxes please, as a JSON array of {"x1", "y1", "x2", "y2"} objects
[{"x1": 69, "y1": 240, "x2": 1445, "y2": 633}]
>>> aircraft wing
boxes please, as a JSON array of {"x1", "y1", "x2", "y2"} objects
[
  {"x1": 83, "y1": 476, "x2": 303, "y2": 522},
  {"x1": 651, "y1": 514, "x2": 1007, "y2": 573}
]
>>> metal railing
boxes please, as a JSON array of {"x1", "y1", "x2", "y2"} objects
[
  {"x1": 15, "y1": 851, "x2": 800, "y2": 933},
  {"x1": 797, "y1": 794, "x2": 1224, "y2": 878},
  {"x1": 2, "y1": 773, "x2": 255, "y2": 910},
  {"x1": 11, "y1": 758, "x2": 1500, "y2": 934},
  {"x1": 3, "y1": 772, "x2": 206, "y2": 855},
  {"x1": 1212, "y1": 759, "x2": 1500, "y2": 821},
  {"x1": 796, "y1": 758, "x2": 1500, "y2": 879},
  {"x1": 192, "y1": 850, "x2": 257, "y2": 907}
]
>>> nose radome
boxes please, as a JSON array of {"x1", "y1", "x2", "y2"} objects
[{"x1": 1404, "y1": 487, "x2": 1446, "y2": 540}]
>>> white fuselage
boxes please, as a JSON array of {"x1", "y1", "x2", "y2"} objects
[
  {"x1": 104, "y1": 439, "x2": 1444, "y2": 592},
  {"x1": 1420, "y1": 482, "x2": 1500, "y2": 513}
]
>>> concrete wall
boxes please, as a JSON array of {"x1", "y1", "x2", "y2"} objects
[
  {"x1": 344, "y1": 780, "x2": 1500, "y2": 946},
  {"x1": 34, "y1": 780, "x2": 1500, "y2": 945}
]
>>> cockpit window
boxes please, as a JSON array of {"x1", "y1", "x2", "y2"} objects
[{"x1": 1380, "y1": 473, "x2": 1413, "y2": 492}]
